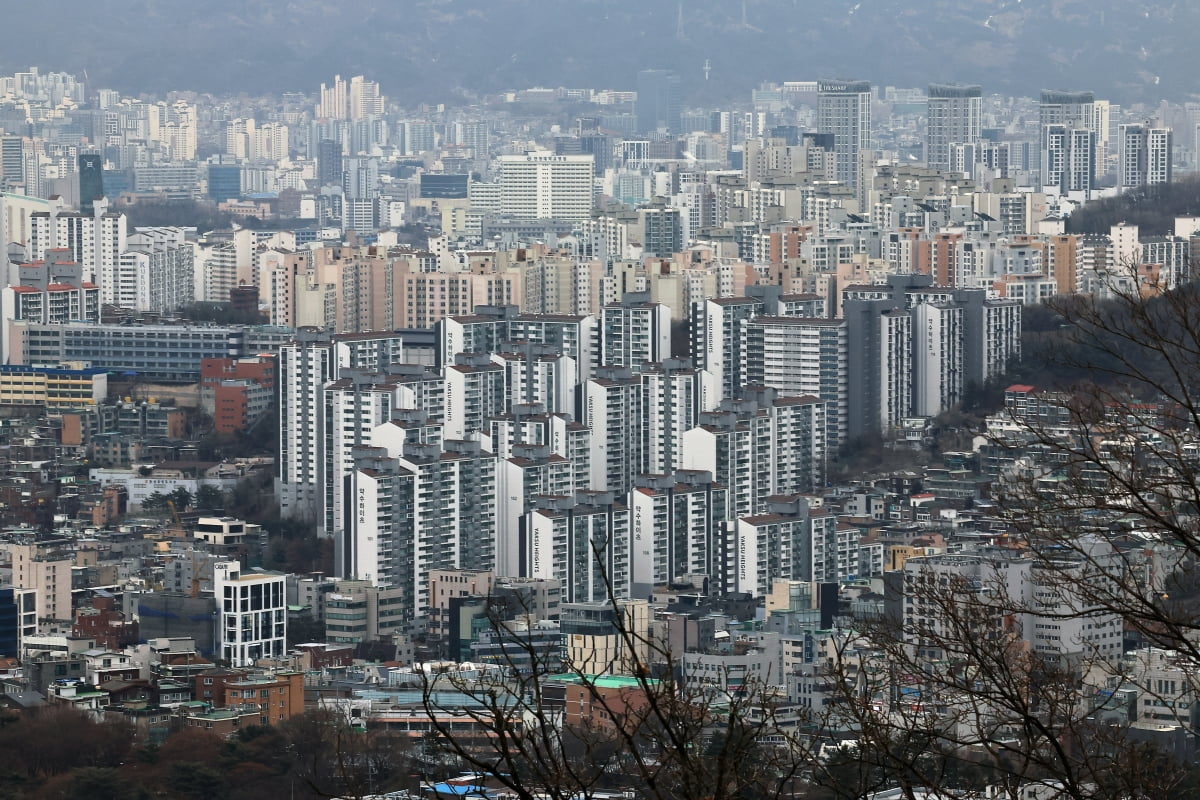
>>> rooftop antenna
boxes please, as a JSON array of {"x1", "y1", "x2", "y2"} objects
[
  {"x1": 703, "y1": 59, "x2": 711, "y2": 81},
  {"x1": 676, "y1": 2, "x2": 685, "y2": 39}
]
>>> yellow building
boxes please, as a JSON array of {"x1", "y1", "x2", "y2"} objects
[{"x1": 0, "y1": 364, "x2": 107, "y2": 409}]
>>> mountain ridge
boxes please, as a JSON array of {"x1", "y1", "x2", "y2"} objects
[{"x1": 4, "y1": 0, "x2": 1195, "y2": 105}]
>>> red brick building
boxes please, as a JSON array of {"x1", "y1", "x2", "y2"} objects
[
  {"x1": 200, "y1": 356, "x2": 276, "y2": 434},
  {"x1": 73, "y1": 596, "x2": 139, "y2": 650}
]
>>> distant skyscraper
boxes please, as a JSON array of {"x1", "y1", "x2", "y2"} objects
[
  {"x1": 817, "y1": 80, "x2": 872, "y2": 188},
  {"x1": 0, "y1": 136, "x2": 24, "y2": 187},
  {"x1": 926, "y1": 84, "x2": 982, "y2": 174},
  {"x1": 402, "y1": 121, "x2": 437, "y2": 156},
  {"x1": 207, "y1": 156, "x2": 241, "y2": 202},
  {"x1": 78, "y1": 154, "x2": 104, "y2": 215},
  {"x1": 317, "y1": 138, "x2": 343, "y2": 188},
  {"x1": 319, "y1": 74, "x2": 349, "y2": 120},
  {"x1": 349, "y1": 76, "x2": 383, "y2": 120},
  {"x1": 1118, "y1": 124, "x2": 1173, "y2": 188},
  {"x1": 1039, "y1": 89, "x2": 1096, "y2": 131},
  {"x1": 635, "y1": 70, "x2": 682, "y2": 134},
  {"x1": 342, "y1": 157, "x2": 380, "y2": 200}
]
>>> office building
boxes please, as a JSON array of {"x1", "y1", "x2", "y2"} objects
[
  {"x1": 8, "y1": 321, "x2": 245, "y2": 381},
  {"x1": 317, "y1": 139, "x2": 343, "y2": 188},
  {"x1": 0, "y1": 136, "x2": 24, "y2": 188},
  {"x1": 926, "y1": 84, "x2": 982, "y2": 174},
  {"x1": 214, "y1": 561, "x2": 287, "y2": 667},
  {"x1": 635, "y1": 70, "x2": 682, "y2": 134},
  {"x1": 78, "y1": 154, "x2": 104, "y2": 215},
  {"x1": 0, "y1": 587, "x2": 36, "y2": 657},
  {"x1": 817, "y1": 80, "x2": 872, "y2": 188},
  {"x1": 497, "y1": 152, "x2": 594, "y2": 221},
  {"x1": 208, "y1": 160, "x2": 241, "y2": 202}
]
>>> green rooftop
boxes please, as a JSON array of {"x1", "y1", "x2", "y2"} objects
[{"x1": 545, "y1": 674, "x2": 659, "y2": 689}]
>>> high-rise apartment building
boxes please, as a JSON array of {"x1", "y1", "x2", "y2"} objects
[
  {"x1": 1039, "y1": 89, "x2": 1096, "y2": 131},
  {"x1": 347, "y1": 440, "x2": 497, "y2": 618},
  {"x1": 28, "y1": 204, "x2": 127, "y2": 288},
  {"x1": 1039, "y1": 90, "x2": 1098, "y2": 191},
  {"x1": 682, "y1": 390, "x2": 826, "y2": 525},
  {"x1": 114, "y1": 227, "x2": 194, "y2": 312},
  {"x1": 926, "y1": 84, "x2": 982, "y2": 174},
  {"x1": 741, "y1": 316, "x2": 848, "y2": 451},
  {"x1": 278, "y1": 330, "x2": 413, "y2": 523},
  {"x1": 635, "y1": 70, "x2": 682, "y2": 134},
  {"x1": 596, "y1": 295, "x2": 671, "y2": 373},
  {"x1": 735, "y1": 497, "x2": 847, "y2": 596},
  {"x1": 628, "y1": 471, "x2": 728, "y2": 595},
  {"x1": 349, "y1": 76, "x2": 383, "y2": 120},
  {"x1": 1117, "y1": 124, "x2": 1173, "y2": 188},
  {"x1": 278, "y1": 331, "x2": 335, "y2": 520},
  {"x1": 11, "y1": 539, "x2": 73, "y2": 627},
  {"x1": 817, "y1": 80, "x2": 872, "y2": 188},
  {"x1": 1041, "y1": 125, "x2": 1095, "y2": 193},
  {"x1": 319, "y1": 74, "x2": 349, "y2": 120},
  {"x1": 525, "y1": 492, "x2": 631, "y2": 604}
]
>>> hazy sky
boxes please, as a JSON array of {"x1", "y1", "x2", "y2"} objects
[{"x1": 3, "y1": 0, "x2": 1194, "y2": 104}]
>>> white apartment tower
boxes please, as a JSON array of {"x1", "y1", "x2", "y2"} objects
[
  {"x1": 597, "y1": 296, "x2": 671, "y2": 373},
  {"x1": 1118, "y1": 124, "x2": 1173, "y2": 188},
  {"x1": 278, "y1": 331, "x2": 335, "y2": 520},
  {"x1": 911, "y1": 301, "x2": 964, "y2": 417},
  {"x1": 740, "y1": 317, "x2": 848, "y2": 451},
  {"x1": 682, "y1": 390, "x2": 827, "y2": 521},
  {"x1": 628, "y1": 471, "x2": 728, "y2": 595},
  {"x1": 640, "y1": 359, "x2": 720, "y2": 476},
  {"x1": 525, "y1": 492, "x2": 632, "y2": 604},
  {"x1": 344, "y1": 439, "x2": 498, "y2": 619},
  {"x1": 736, "y1": 497, "x2": 848, "y2": 597}
]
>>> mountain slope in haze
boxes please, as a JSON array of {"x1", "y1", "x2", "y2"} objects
[{"x1": 4, "y1": 0, "x2": 1195, "y2": 104}]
